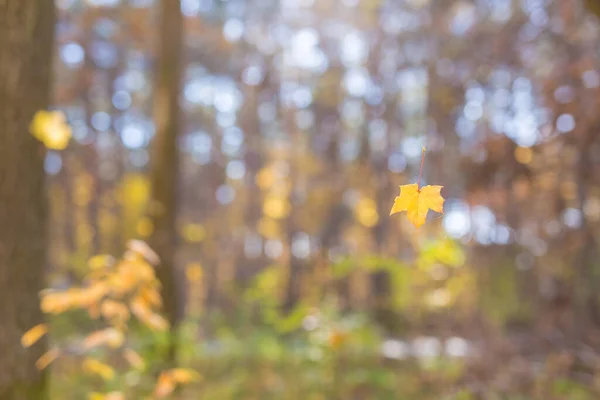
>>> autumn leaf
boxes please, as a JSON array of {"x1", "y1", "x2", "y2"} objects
[
  {"x1": 130, "y1": 296, "x2": 169, "y2": 331},
  {"x1": 100, "y1": 299, "x2": 130, "y2": 324},
  {"x1": 88, "y1": 255, "x2": 116, "y2": 270},
  {"x1": 83, "y1": 358, "x2": 115, "y2": 381},
  {"x1": 127, "y1": 239, "x2": 160, "y2": 266},
  {"x1": 139, "y1": 286, "x2": 162, "y2": 308},
  {"x1": 40, "y1": 290, "x2": 74, "y2": 314},
  {"x1": 180, "y1": 223, "x2": 206, "y2": 243},
  {"x1": 390, "y1": 183, "x2": 445, "y2": 228},
  {"x1": 123, "y1": 348, "x2": 146, "y2": 370},
  {"x1": 21, "y1": 324, "x2": 48, "y2": 348},
  {"x1": 88, "y1": 392, "x2": 125, "y2": 400},
  {"x1": 327, "y1": 330, "x2": 349, "y2": 350},
  {"x1": 29, "y1": 110, "x2": 72, "y2": 150},
  {"x1": 154, "y1": 372, "x2": 176, "y2": 398},
  {"x1": 389, "y1": 147, "x2": 445, "y2": 228},
  {"x1": 153, "y1": 368, "x2": 200, "y2": 397},
  {"x1": 82, "y1": 328, "x2": 124, "y2": 350},
  {"x1": 185, "y1": 263, "x2": 203, "y2": 283},
  {"x1": 35, "y1": 347, "x2": 60, "y2": 370},
  {"x1": 169, "y1": 368, "x2": 201, "y2": 383},
  {"x1": 355, "y1": 197, "x2": 379, "y2": 227}
]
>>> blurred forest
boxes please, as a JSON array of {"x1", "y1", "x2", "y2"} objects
[{"x1": 3, "y1": 0, "x2": 600, "y2": 399}]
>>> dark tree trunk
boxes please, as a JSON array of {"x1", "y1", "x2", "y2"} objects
[
  {"x1": 0, "y1": 1, "x2": 56, "y2": 398},
  {"x1": 148, "y1": 0, "x2": 183, "y2": 363}
]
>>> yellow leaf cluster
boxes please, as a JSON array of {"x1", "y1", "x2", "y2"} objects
[
  {"x1": 35, "y1": 241, "x2": 166, "y2": 333},
  {"x1": 101, "y1": 299, "x2": 130, "y2": 325},
  {"x1": 23, "y1": 240, "x2": 169, "y2": 372},
  {"x1": 30, "y1": 110, "x2": 72, "y2": 150},
  {"x1": 41, "y1": 284, "x2": 110, "y2": 315},
  {"x1": 130, "y1": 295, "x2": 169, "y2": 332},
  {"x1": 21, "y1": 241, "x2": 200, "y2": 395}
]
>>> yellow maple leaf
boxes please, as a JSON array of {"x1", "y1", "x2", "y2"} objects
[
  {"x1": 390, "y1": 183, "x2": 445, "y2": 228},
  {"x1": 389, "y1": 147, "x2": 444, "y2": 228}
]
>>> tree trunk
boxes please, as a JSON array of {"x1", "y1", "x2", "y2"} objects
[
  {"x1": 0, "y1": 1, "x2": 56, "y2": 399},
  {"x1": 584, "y1": 0, "x2": 600, "y2": 18},
  {"x1": 148, "y1": 0, "x2": 183, "y2": 363}
]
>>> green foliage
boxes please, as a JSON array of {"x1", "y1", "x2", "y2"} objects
[{"x1": 41, "y1": 236, "x2": 592, "y2": 399}]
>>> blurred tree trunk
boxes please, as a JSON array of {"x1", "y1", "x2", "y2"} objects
[
  {"x1": 0, "y1": 1, "x2": 56, "y2": 398},
  {"x1": 148, "y1": 0, "x2": 183, "y2": 363},
  {"x1": 584, "y1": 0, "x2": 600, "y2": 18}
]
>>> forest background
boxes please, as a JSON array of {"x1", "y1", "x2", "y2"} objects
[{"x1": 3, "y1": 0, "x2": 600, "y2": 399}]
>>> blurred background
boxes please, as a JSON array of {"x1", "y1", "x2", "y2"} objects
[{"x1": 7, "y1": 0, "x2": 600, "y2": 398}]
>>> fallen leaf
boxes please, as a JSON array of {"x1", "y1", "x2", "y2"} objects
[{"x1": 390, "y1": 183, "x2": 444, "y2": 228}]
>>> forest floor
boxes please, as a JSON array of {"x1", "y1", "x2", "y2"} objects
[{"x1": 49, "y1": 325, "x2": 600, "y2": 399}]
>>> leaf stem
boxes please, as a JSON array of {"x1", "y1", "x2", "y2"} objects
[{"x1": 417, "y1": 146, "x2": 426, "y2": 188}]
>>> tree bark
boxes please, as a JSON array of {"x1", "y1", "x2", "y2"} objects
[
  {"x1": 0, "y1": 1, "x2": 56, "y2": 399},
  {"x1": 584, "y1": 0, "x2": 600, "y2": 18},
  {"x1": 148, "y1": 0, "x2": 183, "y2": 363}
]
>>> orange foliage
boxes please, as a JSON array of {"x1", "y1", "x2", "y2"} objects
[{"x1": 21, "y1": 240, "x2": 199, "y2": 398}]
